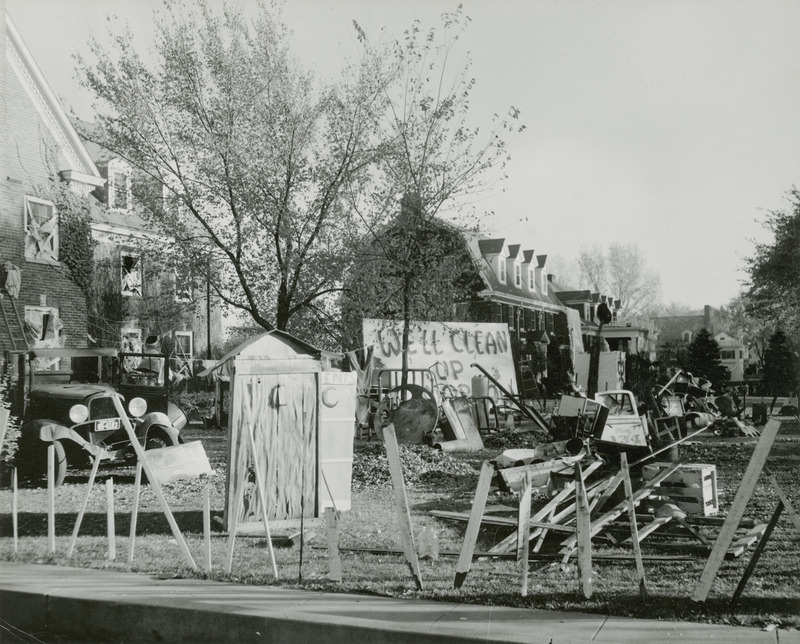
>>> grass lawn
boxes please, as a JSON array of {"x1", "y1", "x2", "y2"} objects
[{"x1": 1, "y1": 418, "x2": 798, "y2": 630}]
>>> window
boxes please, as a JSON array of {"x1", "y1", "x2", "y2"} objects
[
  {"x1": 542, "y1": 275, "x2": 548, "y2": 295},
  {"x1": 173, "y1": 331, "x2": 194, "y2": 381},
  {"x1": 174, "y1": 266, "x2": 192, "y2": 303},
  {"x1": 537, "y1": 310, "x2": 545, "y2": 331},
  {"x1": 514, "y1": 263, "x2": 522, "y2": 288},
  {"x1": 24, "y1": 196, "x2": 58, "y2": 262},
  {"x1": 682, "y1": 331, "x2": 693, "y2": 343},
  {"x1": 110, "y1": 170, "x2": 131, "y2": 211},
  {"x1": 498, "y1": 256, "x2": 507, "y2": 284},
  {"x1": 720, "y1": 350, "x2": 736, "y2": 360},
  {"x1": 528, "y1": 268, "x2": 535, "y2": 291},
  {"x1": 121, "y1": 252, "x2": 142, "y2": 297},
  {"x1": 121, "y1": 327, "x2": 142, "y2": 353},
  {"x1": 546, "y1": 312, "x2": 554, "y2": 333},
  {"x1": 24, "y1": 306, "x2": 63, "y2": 370}
]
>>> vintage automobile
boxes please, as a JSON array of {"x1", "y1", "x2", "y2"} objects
[{"x1": 11, "y1": 348, "x2": 187, "y2": 486}]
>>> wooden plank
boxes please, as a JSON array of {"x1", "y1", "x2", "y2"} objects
[
  {"x1": 621, "y1": 516, "x2": 673, "y2": 544},
  {"x1": 203, "y1": 482, "x2": 212, "y2": 573},
  {"x1": 730, "y1": 502, "x2": 783, "y2": 607},
  {"x1": 47, "y1": 444, "x2": 55, "y2": 554},
  {"x1": 591, "y1": 470, "x2": 623, "y2": 516},
  {"x1": 68, "y1": 453, "x2": 103, "y2": 558},
  {"x1": 128, "y1": 462, "x2": 142, "y2": 566},
  {"x1": 110, "y1": 395, "x2": 197, "y2": 570},
  {"x1": 325, "y1": 507, "x2": 342, "y2": 582},
  {"x1": 574, "y1": 463, "x2": 592, "y2": 598},
  {"x1": 383, "y1": 423, "x2": 423, "y2": 590},
  {"x1": 453, "y1": 461, "x2": 494, "y2": 589},
  {"x1": 12, "y1": 467, "x2": 18, "y2": 554},
  {"x1": 488, "y1": 460, "x2": 603, "y2": 555},
  {"x1": 768, "y1": 473, "x2": 800, "y2": 537},
  {"x1": 517, "y1": 474, "x2": 532, "y2": 597},
  {"x1": 691, "y1": 419, "x2": 781, "y2": 602},
  {"x1": 620, "y1": 453, "x2": 647, "y2": 600},
  {"x1": 561, "y1": 459, "x2": 685, "y2": 553},
  {"x1": 106, "y1": 477, "x2": 116, "y2": 561}
]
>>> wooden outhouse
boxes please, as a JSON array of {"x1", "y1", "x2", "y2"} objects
[{"x1": 204, "y1": 331, "x2": 356, "y2": 532}]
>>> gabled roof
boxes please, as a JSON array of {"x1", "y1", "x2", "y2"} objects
[
  {"x1": 554, "y1": 290, "x2": 592, "y2": 303},
  {"x1": 536, "y1": 254, "x2": 547, "y2": 268},
  {"x1": 477, "y1": 238, "x2": 506, "y2": 255},
  {"x1": 5, "y1": 14, "x2": 102, "y2": 184},
  {"x1": 522, "y1": 250, "x2": 535, "y2": 264},
  {"x1": 507, "y1": 244, "x2": 521, "y2": 259}
]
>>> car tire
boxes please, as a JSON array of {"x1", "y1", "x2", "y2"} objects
[{"x1": 145, "y1": 431, "x2": 168, "y2": 451}]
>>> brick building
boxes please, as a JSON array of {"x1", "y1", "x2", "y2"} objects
[{"x1": 1, "y1": 10, "x2": 104, "y2": 355}]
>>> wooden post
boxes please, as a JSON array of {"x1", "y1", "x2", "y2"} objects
[
  {"x1": 109, "y1": 395, "x2": 196, "y2": 570},
  {"x1": 47, "y1": 444, "x2": 55, "y2": 554},
  {"x1": 106, "y1": 477, "x2": 116, "y2": 561},
  {"x1": 517, "y1": 473, "x2": 532, "y2": 597},
  {"x1": 203, "y1": 481, "x2": 212, "y2": 573},
  {"x1": 620, "y1": 453, "x2": 648, "y2": 600},
  {"x1": 574, "y1": 462, "x2": 592, "y2": 598},
  {"x1": 730, "y1": 501, "x2": 784, "y2": 607},
  {"x1": 383, "y1": 423, "x2": 423, "y2": 590},
  {"x1": 225, "y1": 470, "x2": 245, "y2": 574},
  {"x1": 692, "y1": 419, "x2": 782, "y2": 602},
  {"x1": 325, "y1": 507, "x2": 342, "y2": 582},
  {"x1": 12, "y1": 467, "x2": 18, "y2": 554},
  {"x1": 68, "y1": 453, "x2": 103, "y2": 558},
  {"x1": 453, "y1": 461, "x2": 494, "y2": 589},
  {"x1": 128, "y1": 461, "x2": 142, "y2": 566}
]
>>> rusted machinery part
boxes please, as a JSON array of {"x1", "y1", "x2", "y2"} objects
[{"x1": 374, "y1": 384, "x2": 439, "y2": 444}]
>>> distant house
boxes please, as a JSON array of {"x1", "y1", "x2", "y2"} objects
[
  {"x1": 0, "y1": 12, "x2": 104, "y2": 356},
  {"x1": 78, "y1": 137, "x2": 224, "y2": 370}
]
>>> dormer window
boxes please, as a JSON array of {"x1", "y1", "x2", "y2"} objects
[
  {"x1": 528, "y1": 268, "x2": 535, "y2": 291},
  {"x1": 498, "y1": 256, "x2": 507, "y2": 284},
  {"x1": 682, "y1": 330, "x2": 693, "y2": 343},
  {"x1": 514, "y1": 262, "x2": 522, "y2": 288},
  {"x1": 108, "y1": 160, "x2": 132, "y2": 211}
]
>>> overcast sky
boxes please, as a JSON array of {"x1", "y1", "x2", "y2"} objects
[{"x1": 7, "y1": 0, "x2": 800, "y2": 310}]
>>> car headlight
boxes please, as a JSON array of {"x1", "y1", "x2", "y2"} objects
[
  {"x1": 69, "y1": 404, "x2": 90, "y2": 424},
  {"x1": 128, "y1": 397, "x2": 148, "y2": 417}
]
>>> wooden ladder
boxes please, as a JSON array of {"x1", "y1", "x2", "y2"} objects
[{"x1": 0, "y1": 293, "x2": 29, "y2": 351}]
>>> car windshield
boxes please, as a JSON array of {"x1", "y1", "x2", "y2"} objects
[{"x1": 121, "y1": 355, "x2": 165, "y2": 387}]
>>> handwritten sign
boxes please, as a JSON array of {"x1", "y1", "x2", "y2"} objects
[{"x1": 362, "y1": 319, "x2": 518, "y2": 400}]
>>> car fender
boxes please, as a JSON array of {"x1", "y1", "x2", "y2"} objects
[
  {"x1": 21, "y1": 419, "x2": 103, "y2": 458},
  {"x1": 137, "y1": 412, "x2": 181, "y2": 445}
]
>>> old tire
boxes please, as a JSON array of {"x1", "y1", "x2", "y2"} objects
[{"x1": 145, "y1": 431, "x2": 168, "y2": 451}]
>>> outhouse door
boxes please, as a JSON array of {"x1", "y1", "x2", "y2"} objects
[{"x1": 227, "y1": 371, "x2": 317, "y2": 527}]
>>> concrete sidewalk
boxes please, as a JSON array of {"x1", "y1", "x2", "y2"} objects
[{"x1": 0, "y1": 562, "x2": 796, "y2": 643}]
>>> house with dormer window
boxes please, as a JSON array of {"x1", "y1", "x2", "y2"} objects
[{"x1": 79, "y1": 137, "x2": 223, "y2": 365}]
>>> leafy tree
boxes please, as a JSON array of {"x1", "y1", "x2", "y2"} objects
[
  {"x1": 77, "y1": 0, "x2": 391, "y2": 342},
  {"x1": 761, "y1": 328, "x2": 799, "y2": 397},
  {"x1": 745, "y1": 188, "x2": 800, "y2": 335},
  {"x1": 342, "y1": 7, "x2": 522, "y2": 372},
  {"x1": 716, "y1": 295, "x2": 771, "y2": 374},
  {"x1": 685, "y1": 327, "x2": 730, "y2": 391},
  {"x1": 575, "y1": 243, "x2": 662, "y2": 317}
]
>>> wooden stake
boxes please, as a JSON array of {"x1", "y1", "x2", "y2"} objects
[
  {"x1": 517, "y1": 473, "x2": 532, "y2": 597},
  {"x1": 692, "y1": 419, "x2": 782, "y2": 602},
  {"x1": 767, "y1": 471, "x2": 800, "y2": 537},
  {"x1": 574, "y1": 462, "x2": 592, "y2": 598},
  {"x1": 730, "y1": 501, "x2": 784, "y2": 607},
  {"x1": 225, "y1": 469, "x2": 245, "y2": 573},
  {"x1": 128, "y1": 461, "x2": 142, "y2": 566},
  {"x1": 109, "y1": 395, "x2": 196, "y2": 570},
  {"x1": 620, "y1": 453, "x2": 648, "y2": 600},
  {"x1": 106, "y1": 477, "x2": 116, "y2": 561},
  {"x1": 47, "y1": 444, "x2": 55, "y2": 554},
  {"x1": 68, "y1": 453, "x2": 102, "y2": 558},
  {"x1": 325, "y1": 507, "x2": 342, "y2": 582},
  {"x1": 383, "y1": 423, "x2": 423, "y2": 590},
  {"x1": 12, "y1": 467, "x2": 18, "y2": 554},
  {"x1": 453, "y1": 461, "x2": 494, "y2": 589},
  {"x1": 203, "y1": 481, "x2": 212, "y2": 573}
]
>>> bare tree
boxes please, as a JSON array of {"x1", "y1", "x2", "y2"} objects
[{"x1": 575, "y1": 243, "x2": 661, "y2": 317}]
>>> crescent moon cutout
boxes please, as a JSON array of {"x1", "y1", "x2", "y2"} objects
[{"x1": 321, "y1": 387, "x2": 339, "y2": 408}]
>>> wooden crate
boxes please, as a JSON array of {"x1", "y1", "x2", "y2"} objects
[{"x1": 642, "y1": 462, "x2": 718, "y2": 516}]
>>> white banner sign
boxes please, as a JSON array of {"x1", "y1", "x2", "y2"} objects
[{"x1": 362, "y1": 318, "x2": 518, "y2": 400}]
